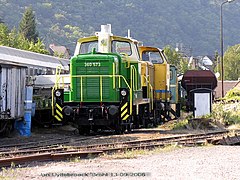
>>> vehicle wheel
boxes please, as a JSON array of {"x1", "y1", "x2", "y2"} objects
[
  {"x1": 78, "y1": 125, "x2": 90, "y2": 135},
  {"x1": 126, "y1": 123, "x2": 132, "y2": 133},
  {"x1": 114, "y1": 118, "x2": 124, "y2": 134}
]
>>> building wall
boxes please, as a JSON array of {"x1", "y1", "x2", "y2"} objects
[{"x1": 215, "y1": 81, "x2": 239, "y2": 98}]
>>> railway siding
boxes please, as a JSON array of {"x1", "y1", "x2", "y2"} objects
[{"x1": 0, "y1": 130, "x2": 239, "y2": 168}]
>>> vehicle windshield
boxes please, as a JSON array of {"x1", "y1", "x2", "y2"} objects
[
  {"x1": 80, "y1": 41, "x2": 98, "y2": 54},
  {"x1": 79, "y1": 40, "x2": 132, "y2": 56},
  {"x1": 142, "y1": 51, "x2": 164, "y2": 64},
  {"x1": 112, "y1": 41, "x2": 132, "y2": 56}
]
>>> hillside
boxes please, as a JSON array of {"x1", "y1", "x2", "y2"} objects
[{"x1": 0, "y1": 0, "x2": 239, "y2": 56}]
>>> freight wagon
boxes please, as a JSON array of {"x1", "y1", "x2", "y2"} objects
[{"x1": 0, "y1": 61, "x2": 26, "y2": 136}]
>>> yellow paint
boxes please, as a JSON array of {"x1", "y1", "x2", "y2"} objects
[
  {"x1": 56, "y1": 110, "x2": 63, "y2": 118},
  {"x1": 122, "y1": 114, "x2": 130, "y2": 120},
  {"x1": 56, "y1": 103, "x2": 62, "y2": 111},
  {"x1": 100, "y1": 76, "x2": 103, "y2": 102},
  {"x1": 54, "y1": 115, "x2": 62, "y2": 121},
  {"x1": 121, "y1": 109, "x2": 128, "y2": 118},
  {"x1": 139, "y1": 46, "x2": 171, "y2": 101},
  {"x1": 121, "y1": 102, "x2": 128, "y2": 111}
]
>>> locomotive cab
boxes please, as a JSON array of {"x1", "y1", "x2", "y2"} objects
[{"x1": 139, "y1": 46, "x2": 180, "y2": 121}]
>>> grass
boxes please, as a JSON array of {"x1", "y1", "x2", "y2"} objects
[
  {"x1": 101, "y1": 144, "x2": 182, "y2": 159},
  {"x1": 172, "y1": 119, "x2": 189, "y2": 130},
  {"x1": 172, "y1": 94, "x2": 240, "y2": 130},
  {"x1": 0, "y1": 164, "x2": 18, "y2": 180}
]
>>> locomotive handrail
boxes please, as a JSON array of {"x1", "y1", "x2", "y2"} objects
[
  {"x1": 53, "y1": 74, "x2": 133, "y2": 115},
  {"x1": 55, "y1": 66, "x2": 61, "y2": 89},
  {"x1": 51, "y1": 66, "x2": 63, "y2": 116},
  {"x1": 112, "y1": 62, "x2": 116, "y2": 89},
  {"x1": 120, "y1": 53, "x2": 130, "y2": 68},
  {"x1": 141, "y1": 75, "x2": 154, "y2": 110},
  {"x1": 130, "y1": 65, "x2": 138, "y2": 91},
  {"x1": 100, "y1": 76, "x2": 103, "y2": 102}
]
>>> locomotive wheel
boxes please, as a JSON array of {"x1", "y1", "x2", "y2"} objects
[
  {"x1": 152, "y1": 110, "x2": 158, "y2": 127},
  {"x1": 115, "y1": 125, "x2": 123, "y2": 135},
  {"x1": 78, "y1": 125, "x2": 90, "y2": 135},
  {"x1": 142, "y1": 116, "x2": 149, "y2": 128},
  {"x1": 114, "y1": 118, "x2": 123, "y2": 135},
  {"x1": 126, "y1": 123, "x2": 132, "y2": 133}
]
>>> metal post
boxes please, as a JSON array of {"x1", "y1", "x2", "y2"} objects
[{"x1": 220, "y1": 0, "x2": 235, "y2": 98}]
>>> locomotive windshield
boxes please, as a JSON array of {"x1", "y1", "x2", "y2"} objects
[
  {"x1": 142, "y1": 51, "x2": 164, "y2": 64},
  {"x1": 80, "y1": 41, "x2": 98, "y2": 54},
  {"x1": 112, "y1": 41, "x2": 132, "y2": 56},
  {"x1": 79, "y1": 40, "x2": 132, "y2": 56}
]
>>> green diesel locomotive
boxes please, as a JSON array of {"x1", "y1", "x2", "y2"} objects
[{"x1": 52, "y1": 24, "x2": 155, "y2": 134}]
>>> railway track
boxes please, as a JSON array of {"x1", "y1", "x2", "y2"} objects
[
  {"x1": 1, "y1": 130, "x2": 238, "y2": 168},
  {"x1": 0, "y1": 134, "x2": 103, "y2": 152}
]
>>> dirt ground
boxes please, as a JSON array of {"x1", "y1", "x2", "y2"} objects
[
  {"x1": 1, "y1": 117, "x2": 239, "y2": 180},
  {"x1": 1, "y1": 145, "x2": 240, "y2": 180}
]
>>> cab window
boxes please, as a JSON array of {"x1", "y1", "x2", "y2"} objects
[
  {"x1": 112, "y1": 41, "x2": 132, "y2": 56},
  {"x1": 80, "y1": 41, "x2": 98, "y2": 54},
  {"x1": 142, "y1": 51, "x2": 164, "y2": 64}
]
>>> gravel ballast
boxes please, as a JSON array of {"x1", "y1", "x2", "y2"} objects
[{"x1": 1, "y1": 145, "x2": 240, "y2": 180}]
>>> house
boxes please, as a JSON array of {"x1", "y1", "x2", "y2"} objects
[
  {"x1": 200, "y1": 55, "x2": 214, "y2": 70},
  {"x1": 215, "y1": 80, "x2": 240, "y2": 98},
  {"x1": 49, "y1": 44, "x2": 70, "y2": 59}
]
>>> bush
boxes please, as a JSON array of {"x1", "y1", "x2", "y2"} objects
[
  {"x1": 224, "y1": 88, "x2": 240, "y2": 101},
  {"x1": 212, "y1": 102, "x2": 240, "y2": 126}
]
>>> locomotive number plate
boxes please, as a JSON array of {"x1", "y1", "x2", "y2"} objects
[{"x1": 84, "y1": 62, "x2": 101, "y2": 67}]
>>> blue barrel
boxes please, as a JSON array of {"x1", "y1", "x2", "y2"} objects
[{"x1": 15, "y1": 111, "x2": 31, "y2": 136}]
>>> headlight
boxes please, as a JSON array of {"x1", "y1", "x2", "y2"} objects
[
  {"x1": 121, "y1": 89, "x2": 127, "y2": 96},
  {"x1": 55, "y1": 90, "x2": 61, "y2": 97}
]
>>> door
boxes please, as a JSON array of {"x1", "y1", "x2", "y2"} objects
[{"x1": 194, "y1": 93, "x2": 211, "y2": 118}]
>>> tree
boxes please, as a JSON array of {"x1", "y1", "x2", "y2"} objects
[
  {"x1": 19, "y1": 6, "x2": 38, "y2": 42},
  {"x1": 163, "y1": 45, "x2": 188, "y2": 74},
  {"x1": 0, "y1": 23, "x2": 49, "y2": 54},
  {"x1": 28, "y1": 38, "x2": 49, "y2": 54},
  {"x1": 0, "y1": 23, "x2": 9, "y2": 45},
  {"x1": 223, "y1": 44, "x2": 240, "y2": 80}
]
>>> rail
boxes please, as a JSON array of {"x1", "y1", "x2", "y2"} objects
[{"x1": 0, "y1": 130, "x2": 234, "y2": 167}]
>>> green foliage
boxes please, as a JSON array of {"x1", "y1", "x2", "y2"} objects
[
  {"x1": 54, "y1": 13, "x2": 65, "y2": 20},
  {"x1": 19, "y1": 6, "x2": 38, "y2": 42},
  {"x1": 28, "y1": 38, "x2": 49, "y2": 54},
  {"x1": 42, "y1": 2, "x2": 52, "y2": 8},
  {"x1": 0, "y1": 23, "x2": 9, "y2": 45},
  {"x1": 163, "y1": 45, "x2": 188, "y2": 74},
  {"x1": 224, "y1": 87, "x2": 240, "y2": 101},
  {"x1": 0, "y1": 21, "x2": 49, "y2": 54},
  {"x1": 53, "y1": 51, "x2": 65, "y2": 58},
  {"x1": 1, "y1": 1, "x2": 239, "y2": 55},
  {"x1": 163, "y1": 45, "x2": 180, "y2": 65},
  {"x1": 211, "y1": 103, "x2": 240, "y2": 126},
  {"x1": 172, "y1": 119, "x2": 189, "y2": 130},
  {"x1": 223, "y1": 44, "x2": 240, "y2": 80}
]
